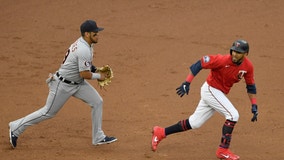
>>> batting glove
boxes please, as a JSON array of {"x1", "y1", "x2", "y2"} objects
[
  {"x1": 176, "y1": 82, "x2": 190, "y2": 97},
  {"x1": 251, "y1": 104, "x2": 258, "y2": 122}
]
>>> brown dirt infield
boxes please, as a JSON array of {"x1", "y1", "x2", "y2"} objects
[{"x1": 0, "y1": 0, "x2": 283, "y2": 159}]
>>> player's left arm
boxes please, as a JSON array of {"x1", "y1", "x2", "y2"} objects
[
  {"x1": 245, "y1": 64, "x2": 258, "y2": 122},
  {"x1": 244, "y1": 59, "x2": 258, "y2": 122},
  {"x1": 246, "y1": 84, "x2": 258, "y2": 122}
]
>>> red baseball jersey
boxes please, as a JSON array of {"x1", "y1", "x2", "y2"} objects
[{"x1": 201, "y1": 54, "x2": 255, "y2": 94}]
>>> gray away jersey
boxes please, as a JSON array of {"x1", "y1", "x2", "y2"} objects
[{"x1": 58, "y1": 37, "x2": 93, "y2": 83}]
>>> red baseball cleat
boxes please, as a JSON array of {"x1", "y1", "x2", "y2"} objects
[
  {"x1": 151, "y1": 126, "x2": 166, "y2": 152},
  {"x1": 216, "y1": 147, "x2": 240, "y2": 160}
]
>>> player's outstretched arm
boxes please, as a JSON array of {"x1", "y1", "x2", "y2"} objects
[{"x1": 176, "y1": 60, "x2": 203, "y2": 97}]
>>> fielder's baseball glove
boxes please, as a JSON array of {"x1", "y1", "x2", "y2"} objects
[{"x1": 96, "y1": 65, "x2": 113, "y2": 88}]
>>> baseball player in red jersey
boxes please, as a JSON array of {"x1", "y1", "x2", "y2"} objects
[{"x1": 151, "y1": 40, "x2": 258, "y2": 160}]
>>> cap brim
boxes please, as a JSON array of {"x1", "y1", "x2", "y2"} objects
[{"x1": 95, "y1": 27, "x2": 104, "y2": 32}]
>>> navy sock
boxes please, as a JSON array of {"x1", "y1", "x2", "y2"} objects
[
  {"x1": 220, "y1": 119, "x2": 237, "y2": 148},
  {"x1": 165, "y1": 119, "x2": 192, "y2": 136}
]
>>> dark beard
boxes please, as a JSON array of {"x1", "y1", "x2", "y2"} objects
[{"x1": 231, "y1": 57, "x2": 243, "y2": 65}]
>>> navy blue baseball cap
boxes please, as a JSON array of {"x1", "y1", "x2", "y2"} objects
[{"x1": 80, "y1": 20, "x2": 104, "y2": 33}]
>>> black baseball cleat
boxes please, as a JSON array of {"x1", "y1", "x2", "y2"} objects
[
  {"x1": 9, "y1": 128, "x2": 18, "y2": 149},
  {"x1": 96, "y1": 136, "x2": 117, "y2": 145}
]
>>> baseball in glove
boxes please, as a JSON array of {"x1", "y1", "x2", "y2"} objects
[{"x1": 96, "y1": 65, "x2": 113, "y2": 88}]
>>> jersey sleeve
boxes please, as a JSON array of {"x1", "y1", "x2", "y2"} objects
[
  {"x1": 77, "y1": 47, "x2": 92, "y2": 72},
  {"x1": 201, "y1": 54, "x2": 224, "y2": 69},
  {"x1": 244, "y1": 60, "x2": 255, "y2": 85}
]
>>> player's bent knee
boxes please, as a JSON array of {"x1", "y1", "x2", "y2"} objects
[
  {"x1": 89, "y1": 97, "x2": 103, "y2": 107},
  {"x1": 233, "y1": 115, "x2": 239, "y2": 122},
  {"x1": 227, "y1": 113, "x2": 239, "y2": 122}
]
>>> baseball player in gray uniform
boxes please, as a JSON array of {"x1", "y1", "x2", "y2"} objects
[{"x1": 9, "y1": 20, "x2": 117, "y2": 148}]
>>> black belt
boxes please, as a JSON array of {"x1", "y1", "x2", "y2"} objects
[{"x1": 56, "y1": 72, "x2": 79, "y2": 85}]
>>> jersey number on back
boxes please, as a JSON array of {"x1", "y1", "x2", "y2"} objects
[
  {"x1": 62, "y1": 42, "x2": 78, "y2": 64},
  {"x1": 62, "y1": 49, "x2": 70, "y2": 64}
]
